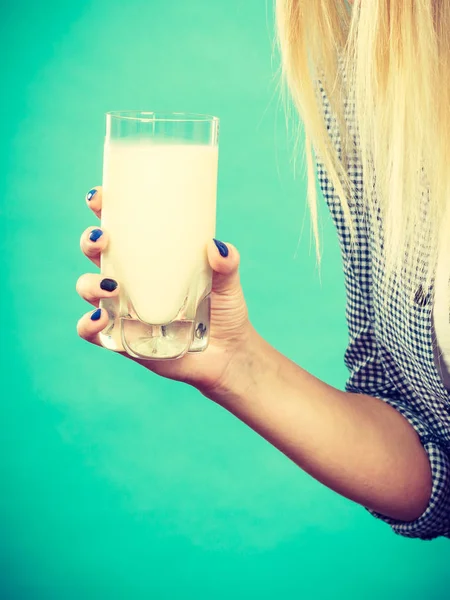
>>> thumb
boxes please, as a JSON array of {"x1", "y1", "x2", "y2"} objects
[{"x1": 207, "y1": 238, "x2": 241, "y2": 295}]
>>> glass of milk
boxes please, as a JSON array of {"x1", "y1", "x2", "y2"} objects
[{"x1": 99, "y1": 111, "x2": 219, "y2": 360}]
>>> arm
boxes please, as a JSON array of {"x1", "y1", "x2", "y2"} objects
[
  {"x1": 205, "y1": 82, "x2": 450, "y2": 536},
  {"x1": 207, "y1": 326, "x2": 432, "y2": 523}
]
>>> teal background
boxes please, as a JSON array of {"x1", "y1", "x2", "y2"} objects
[{"x1": 1, "y1": 0, "x2": 448, "y2": 598}]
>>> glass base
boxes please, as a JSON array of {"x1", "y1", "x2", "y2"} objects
[{"x1": 99, "y1": 294, "x2": 210, "y2": 360}]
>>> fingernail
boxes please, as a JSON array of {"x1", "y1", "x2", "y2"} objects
[
  {"x1": 90, "y1": 308, "x2": 102, "y2": 321},
  {"x1": 213, "y1": 238, "x2": 229, "y2": 258},
  {"x1": 89, "y1": 228, "x2": 103, "y2": 242},
  {"x1": 86, "y1": 189, "x2": 97, "y2": 201},
  {"x1": 100, "y1": 278, "x2": 118, "y2": 292}
]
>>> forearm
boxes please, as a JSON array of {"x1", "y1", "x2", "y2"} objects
[{"x1": 206, "y1": 326, "x2": 432, "y2": 522}]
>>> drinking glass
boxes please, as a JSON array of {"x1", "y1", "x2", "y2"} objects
[{"x1": 99, "y1": 111, "x2": 219, "y2": 360}]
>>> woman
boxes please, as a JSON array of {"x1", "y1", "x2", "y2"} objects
[{"x1": 76, "y1": 1, "x2": 450, "y2": 540}]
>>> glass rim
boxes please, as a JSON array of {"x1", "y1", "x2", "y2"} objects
[{"x1": 106, "y1": 111, "x2": 220, "y2": 123}]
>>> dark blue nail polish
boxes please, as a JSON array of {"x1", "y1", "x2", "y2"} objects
[
  {"x1": 89, "y1": 228, "x2": 103, "y2": 242},
  {"x1": 91, "y1": 308, "x2": 102, "y2": 321},
  {"x1": 86, "y1": 189, "x2": 97, "y2": 201},
  {"x1": 100, "y1": 278, "x2": 118, "y2": 292},
  {"x1": 213, "y1": 238, "x2": 229, "y2": 258}
]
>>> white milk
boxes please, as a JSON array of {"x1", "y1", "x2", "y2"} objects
[{"x1": 101, "y1": 141, "x2": 218, "y2": 325}]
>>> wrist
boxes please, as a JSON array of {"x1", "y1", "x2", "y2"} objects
[{"x1": 199, "y1": 323, "x2": 269, "y2": 406}]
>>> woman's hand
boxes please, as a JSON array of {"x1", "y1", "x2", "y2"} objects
[
  {"x1": 76, "y1": 189, "x2": 436, "y2": 532},
  {"x1": 76, "y1": 186, "x2": 254, "y2": 397}
]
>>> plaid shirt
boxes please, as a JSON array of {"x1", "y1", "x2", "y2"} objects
[{"x1": 315, "y1": 81, "x2": 450, "y2": 540}]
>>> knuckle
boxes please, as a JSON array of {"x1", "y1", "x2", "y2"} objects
[
  {"x1": 84, "y1": 244, "x2": 100, "y2": 258},
  {"x1": 75, "y1": 274, "x2": 85, "y2": 295},
  {"x1": 76, "y1": 319, "x2": 86, "y2": 338}
]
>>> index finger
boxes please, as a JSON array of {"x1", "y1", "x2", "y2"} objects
[{"x1": 85, "y1": 186, "x2": 102, "y2": 219}]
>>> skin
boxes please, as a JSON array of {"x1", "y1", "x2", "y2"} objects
[
  {"x1": 77, "y1": 186, "x2": 250, "y2": 392},
  {"x1": 76, "y1": 185, "x2": 433, "y2": 523}
]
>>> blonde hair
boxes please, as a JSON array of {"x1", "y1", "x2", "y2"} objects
[{"x1": 276, "y1": 0, "x2": 450, "y2": 313}]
